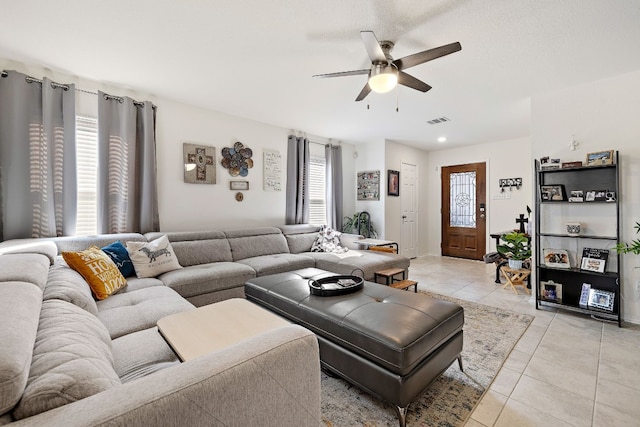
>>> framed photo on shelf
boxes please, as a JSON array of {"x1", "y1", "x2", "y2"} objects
[
  {"x1": 569, "y1": 190, "x2": 584, "y2": 202},
  {"x1": 588, "y1": 288, "x2": 615, "y2": 311},
  {"x1": 540, "y1": 184, "x2": 566, "y2": 201},
  {"x1": 543, "y1": 248, "x2": 571, "y2": 268},
  {"x1": 585, "y1": 150, "x2": 614, "y2": 166},
  {"x1": 580, "y1": 248, "x2": 609, "y2": 273},
  {"x1": 562, "y1": 161, "x2": 583, "y2": 169},
  {"x1": 541, "y1": 280, "x2": 562, "y2": 302},
  {"x1": 579, "y1": 283, "x2": 591, "y2": 308},
  {"x1": 585, "y1": 190, "x2": 607, "y2": 202},
  {"x1": 387, "y1": 170, "x2": 399, "y2": 197},
  {"x1": 605, "y1": 191, "x2": 616, "y2": 202}
]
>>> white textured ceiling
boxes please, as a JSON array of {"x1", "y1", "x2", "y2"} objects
[{"x1": 1, "y1": 0, "x2": 640, "y2": 150}]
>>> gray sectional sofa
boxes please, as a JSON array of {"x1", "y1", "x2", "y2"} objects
[{"x1": 0, "y1": 225, "x2": 409, "y2": 425}]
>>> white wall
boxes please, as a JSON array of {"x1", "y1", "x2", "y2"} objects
[
  {"x1": 531, "y1": 69, "x2": 640, "y2": 324},
  {"x1": 424, "y1": 137, "x2": 533, "y2": 256}
]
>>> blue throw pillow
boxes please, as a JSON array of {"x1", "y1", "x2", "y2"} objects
[{"x1": 101, "y1": 241, "x2": 135, "y2": 278}]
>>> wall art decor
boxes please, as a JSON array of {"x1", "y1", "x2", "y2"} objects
[
  {"x1": 357, "y1": 170, "x2": 380, "y2": 201},
  {"x1": 387, "y1": 170, "x2": 399, "y2": 196},
  {"x1": 263, "y1": 149, "x2": 282, "y2": 191},
  {"x1": 183, "y1": 142, "x2": 216, "y2": 184},
  {"x1": 221, "y1": 141, "x2": 253, "y2": 177},
  {"x1": 230, "y1": 180, "x2": 249, "y2": 191}
]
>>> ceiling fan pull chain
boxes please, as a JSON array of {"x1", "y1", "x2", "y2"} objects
[{"x1": 396, "y1": 87, "x2": 399, "y2": 112}]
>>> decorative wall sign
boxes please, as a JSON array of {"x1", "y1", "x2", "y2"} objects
[
  {"x1": 230, "y1": 180, "x2": 249, "y2": 190},
  {"x1": 221, "y1": 141, "x2": 253, "y2": 177},
  {"x1": 184, "y1": 143, "x2": 216, "y2": 184},
  {"x1": 263, "y1": 149, "x2": 282, "y2": 191},
  {"x1": 357, "y1": 170, "x2": 380, "y2": 201}
]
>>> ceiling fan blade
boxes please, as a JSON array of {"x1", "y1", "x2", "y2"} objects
[
  {"x1": 313, "y1": 69, "x2": 370, "y2": 78},
  {"x1": 393, "y1": 42, "x2": 461, "y2": 70},
  {"x1": 355, "y1": 83, "x2": 372, "y2": 102},
  {"x1": 360, "y1": 31, "x2": 387, "y2": 63},
  {"x1": 398, "y1": 71, "x2": 432, "y2": 92}
]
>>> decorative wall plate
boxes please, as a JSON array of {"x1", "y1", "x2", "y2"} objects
[{"x1": 222, "y1": 141, "x2": 254, "y2": 177}]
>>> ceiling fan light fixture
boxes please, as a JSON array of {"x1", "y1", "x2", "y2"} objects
[{"x1": 368, "y1": 64, "x2": 398, "y2": 93}]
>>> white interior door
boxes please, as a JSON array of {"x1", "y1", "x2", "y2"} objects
[{"x1": 401, "y1": 162, "x2": 418, "y2": 258}]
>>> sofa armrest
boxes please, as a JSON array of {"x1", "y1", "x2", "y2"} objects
[
  {"x1": 11, "y1": 325, "x2": 320, "y2": 427},
  {"x1": 340, "y1": 233, "x2": 364, "y2": 250}
]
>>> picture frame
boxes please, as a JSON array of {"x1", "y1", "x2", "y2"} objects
[
  {"x1": 585, "y1": 150, "x2": 614, "y2": 166},
  {"x1": 588, "y1": 288, "x2": 615, "y2": 311},
  {"x1": 561, "y1": 161, "x2": 583, "y2": 169},
  {"x1": 539, "y1": 157, "x2": 560, "y2": 170},
  {"x1": 541, "y1": 280, "x2": 563, "y2": 302},
  {"x1": 585, "y1": 190, "x2": 607, "y2": 202},
  {"x1": 579, "y1": 283, "x2": 591, "y2": 308},
  {"x1": 569, "y1": 190, "x2": 584, "y2": 202},
  {"x1": 229, "y1": 180, "x2": 249, "y2": 191},
  {"x1": 183, "y1": 142, "x2": 216, "y2": 184},
  {"x1": 387, "y1": 170, "x2": 400, "y2": 196},
  {"x1": 357, "y1": 170, "x2": 380, "y2": 201},
  {"x1": 540, "y1": 184, "x2": 565, "y2": 201},
  {"x1": 580, "y1": 248, "x2": 609, "y2": 273},
  {"x1": 543, "y1": 248, "x2": 571, "y2": 268}
]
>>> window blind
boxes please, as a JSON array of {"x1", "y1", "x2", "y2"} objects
[
  {"x1": 309, "y1": 154, "x2": 326, "y2": 226},
  {"x1": 75, "y1": 116, "x2": 98, "y2": 235}
]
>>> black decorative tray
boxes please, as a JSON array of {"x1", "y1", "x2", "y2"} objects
[{"x1": 308, "y1": 275, "x2": 364, "y2": 297}]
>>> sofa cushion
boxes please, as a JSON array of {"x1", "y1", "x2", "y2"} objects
[
  {"x1": 97, "y1": 286, "x2": 194, "y2": 339},
  {"x1": 306, "y1": 250, "x2": 410, "y2": 281},
  {"x1": 310, "y1": 226, "x2": 348, "y2": 254},
  {"x1": 44, "y1": 263, "x2": 99, "y2": 316},
  {"x1": 101, "y1": 241, "x2": 135, "y2": 278},
  {"x1": 225, "y1": 227, "x2": 291, "y2": 261},
  {"x1": 146, "y1": 230, "x2": 233, "y2": 266},
  {"x1": 0, "y1": 253, "x2": 51, "y2": 291},
  {"x1": 62, "y1": 246, "x2": 128, "y2": 300},
  {"x1": 158, "y1": 262, "x2": 256, "y2": 299},
  {"x1": 0, "y1": 281, "x2": 42, "y2": 416},
  {"x1": 237, "y1": 254, "x2": 315, "y2": 277},
  {"x1": 111, "y1": 327, "x2": 180, "y2": 383},
  {"x1": 12, "y1": 299, "x2": 121, "y2": 420},
  {"x1": 126, "y1": 235, "x2": 183, "y2": 278}
]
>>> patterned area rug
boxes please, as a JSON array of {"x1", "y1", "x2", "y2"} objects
[{"x1": 321, "y1": 292, "x2": 533, "y2": 427}]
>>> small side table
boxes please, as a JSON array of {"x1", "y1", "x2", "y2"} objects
[
  {"x1": 357, "y1": 238, "x2": 399, "y2": 254},
  {"x1": 500, "y1": 266, "x2": 531, "y2": 295}
]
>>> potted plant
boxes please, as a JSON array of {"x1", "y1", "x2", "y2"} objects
[
  {"x1": 497, "y1": 231, "x2": 531, "y2": 270},
  {"x1": 615, "y1": 221, "x2": 640, "y2": 255},
  {"x1": 342, "y1": 212, "x2": 378, "y2": 238}
]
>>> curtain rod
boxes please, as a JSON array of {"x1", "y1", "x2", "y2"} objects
[{"x1": 1, "y1": 69, "x2": 153, "y2": 108}]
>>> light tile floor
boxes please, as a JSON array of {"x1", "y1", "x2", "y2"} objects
[{"x1": 408, "y1": 255, "x2": 640, "y2": 427}]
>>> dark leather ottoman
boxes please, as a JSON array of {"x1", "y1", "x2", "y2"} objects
[{"x1": 244, "y1": 268, "x2": 464, "y2": 426}]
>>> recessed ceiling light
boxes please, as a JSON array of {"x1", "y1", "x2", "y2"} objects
[{"x1": 437, "y1": 137, "x2": 447, "y2": 143}]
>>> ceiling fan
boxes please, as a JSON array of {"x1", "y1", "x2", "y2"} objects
[{"x1": 313, "y1": 31, "x2": 461, "y2": 101}]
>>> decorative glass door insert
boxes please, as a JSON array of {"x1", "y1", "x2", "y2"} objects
[{"x1": 449, "y1": 171, "x2": 476, "y2": 228}]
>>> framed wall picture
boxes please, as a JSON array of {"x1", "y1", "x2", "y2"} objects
[
  {"x1": 183, "y1": 142, "x2": 216, "y2": 184},
  {"x1": 585, "y1": 150, "x2": 614, "y2": 166},
  {"x1": 387, "y1": 170, "x2": 399, "y2": 196},
  {"x1": 230, "y1": 180, "x2": 249, "y2": 191},
  {"x1": 540, "y1": 184, "x2": 565, "y2": 201},
  {"x1": 357, "y1": 170, "x2": 380, "y2": 201}
]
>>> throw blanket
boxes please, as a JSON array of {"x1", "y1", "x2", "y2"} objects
[{"x1": 311, "y1": 226, "x2": 349, "y2": 254}]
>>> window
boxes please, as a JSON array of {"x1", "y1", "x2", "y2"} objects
[
  {"x1": 75, "y1": 116, "x2": 98, "y2": 235},
  {"x1": 308, "y1": 154, "x2": 326, "y2": 226}
]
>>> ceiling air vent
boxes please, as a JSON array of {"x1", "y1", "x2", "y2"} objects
[{"x1": 427, "y1": 116, "x2": 450, "y2": 125}]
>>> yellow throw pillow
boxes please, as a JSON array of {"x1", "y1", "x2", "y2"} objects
[{"x1": 62, "y1": 246, "x2": 127, "y2": 300}]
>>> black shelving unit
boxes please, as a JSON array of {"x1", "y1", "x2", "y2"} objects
[{"x1": 534, "y1": 152, "x2": 621, "y2": 326}]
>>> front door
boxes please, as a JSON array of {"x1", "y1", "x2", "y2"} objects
[{"x1": 441, "y1": 162, "x2": 486, "y2": 260}]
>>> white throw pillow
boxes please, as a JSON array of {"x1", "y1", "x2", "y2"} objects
[
  {"x1": 126, "y1": 235, "x2": 182, "y2": 278},
  {"x1": 311, "y1": 226, "x2": 349, "y2": 254}
]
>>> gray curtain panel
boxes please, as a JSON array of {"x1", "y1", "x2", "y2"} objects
[
  {"x1": 325, "y1": 144, "x2": 343, "y2": 231},
  {"x1": 0, "y1": 70, "x2": 77, "y2": 240},
  {"x1": 285, "y1": 135, "x2": 309, "y2": 224},
  {"x1": 97, "y1": 92, "x2": 159, "y2": 234}
]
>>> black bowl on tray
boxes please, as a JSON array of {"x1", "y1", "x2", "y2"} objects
[{"x1": 308, "y1": 275, "x2": 364, "y2": 297}]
